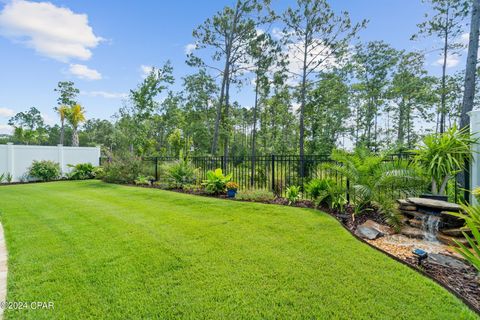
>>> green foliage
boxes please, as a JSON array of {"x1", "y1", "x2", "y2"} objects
[
  {"x1": 0, "y1": 173, "x2": 4, "y2": 183},
  {"x1": 447, "y1": 203, "x2": 480, "y2": 272},
  {"x1": 235, "y1": 189, "x2": 275, "y2": 202},
  {"x1": 102, "y1": 156, "x2": 143, "y2": 184},
  {"x1": 4, "y1": 173, "x2": 12, "y2": 184},
  {"x1": 202, "y1": 168, "x2": 232, "y2": 194},
  {"x1": 326, "y1": 148, "x2": 424, "y2": 226},
  {"x1": 28, "y1": 160, "x2": 61, "y2": 182},
  {"x1": 413, "y1": 125, "x2": 477, "y2": 196},
  {"x1": 286, "y1": 185, "x2": 302, "y2": 205},
  {"x1": 68, "y1": 163, "x2": 97, "y2": 180},
  {"x1": 135, "y1": 175, "x2": 152, "y2": 186},
  {"x1": 306, "y1": 178, "x2": 347, "y2": 211},
  {"x1": 226, "y1": 181, "x2": 238, "y2": 191},
  {"x1": 163, "y1": 158, "x2": 197, "y2": 188}
]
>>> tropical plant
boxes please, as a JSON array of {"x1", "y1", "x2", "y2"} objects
[
  {"x1": 56, "y1": 105, "x2": 69, "y2": 146},
  {"x1": 65, "y1": 104, "x2": 86, "y2": 147},
  {"x1": 202, "y1": 168, "x2": 232, "y2": 194},
  {"x1": 306, "y1": 178, "x2": 347, "y2": 211},
  {"x1": 135, "y1": 175, "x2": 152, "y2": 186},
  {"x1": 413, "y1": 125, "x2": 477, "y2": 196},
  {"x1": 163, "y1": 158, "x2": 197, "y2": 188},
  {"x1": 0, "y1": 173, "x2": 4, "y2": 184},
  {"x1": 5, "y1": 173, "x2": 12, "y2": 183},
  {"x1": 226, "y1": 181, "x2": 239, "y2": 191},
  {"x1": 68, "y1": 163, "x2": 96, "y2": 180},
  {"x1": 286, "y1": 185, "x2": 302, "y2": 205},
  {"x1": 28, "y1": 160, "x2": 61, "y2": 182},
  {"x1": 326, "y1": 148, "x2": 425, "y2": 226},
  {"x1": 102, "y1": 156, "x2": 143, "y2": 184},
  {"x1": 447, "y1": 203, "x2": 480, "y2": 273}
]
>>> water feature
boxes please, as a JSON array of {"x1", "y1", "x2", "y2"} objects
[{"x1": 422, "y1": 214, "x2": 441, "y2": 242}]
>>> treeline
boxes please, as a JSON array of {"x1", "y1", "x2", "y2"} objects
[{"x1": 3, "y1": 0, "x2": 479, "y2": 158}]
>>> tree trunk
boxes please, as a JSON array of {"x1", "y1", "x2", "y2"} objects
[
  {"x1": 72, "y1": 128, "x2": 79, "y2": 147},
  {"x1": 439, "y1": 7, "x2": 450, "y2": 134},
  {"x1": 250, "y1": 76, "x2": 259, "y2": 186},
  {"x1": 299, "y1": 32, "x2": 309, "y2": 178},
  {"x1": 397, "y1": 98, "x2": 405, "y2": 145},
  {"x1": 211, "y1": 66, "x2": 228, "y2": 155},
  {"x1": 60, "y1": 119, "x2": 64, "y2": 145}
]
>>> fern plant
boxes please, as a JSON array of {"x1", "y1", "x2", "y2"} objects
[{"x1": 286, "y1": 185, "x2": 302, "y2": 205}]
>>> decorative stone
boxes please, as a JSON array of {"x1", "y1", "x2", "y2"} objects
[
  {"x1": 400, "y1": 210, "x2": 424, "y2": 220},
  {"x1": 400, "y1": 226, "x2": 425, "y2": 239},
  {"x1": 437, "y1": 233, "x2": 469, "y2": 247},
  {"x1": 408, "y1": 219, "x2": 423, "y2": 229},
  {"x1": 361, "y1": 220, "x2": 394, "y2": 235},
  {"x1": 427, "y1": 253, "x2": 469, "y2": 270},
  {"x1": 355, "y1": 225, "x2": 383, "y2": 240},
  {"x1": 441, "y1": 227, "x2": 471, "y2": 237},
  {"x1": 397, "y1": 199, "x2": 417, "y2": 211},
  {"x1": 406, "y1": 197, "x2": 461, "y2": 212},
  {"x1": 439, "y1": 212, "x2": 465, "y2": 229}
]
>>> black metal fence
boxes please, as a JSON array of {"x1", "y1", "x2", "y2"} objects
[{"x1": 100, "y1": 154, "x2": 462, "y2": 203}]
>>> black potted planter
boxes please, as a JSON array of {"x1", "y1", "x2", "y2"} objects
[{"x1": 419, "y1": 194, "x2": 448, "y2": 202}]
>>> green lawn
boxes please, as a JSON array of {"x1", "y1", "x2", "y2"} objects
[{"x1": 0, "y1": 180, "x2": 476, "y2": 319}]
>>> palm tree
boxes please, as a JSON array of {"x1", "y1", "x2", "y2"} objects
[
  {"x1": 65, "y1": 104, "x2": 86, "y2": 147},
  {"x1": 56, "y1": 105, "x2": 69, "y2": 145}
]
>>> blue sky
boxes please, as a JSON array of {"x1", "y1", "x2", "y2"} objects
[{"x1": 0, "y1": 0, "x2": 469, "y2": 134}]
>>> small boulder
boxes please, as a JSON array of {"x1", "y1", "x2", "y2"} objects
[
  {"x1": 361, "y1": 220, "x2": 394, "y2": 235},
  {"x1": 441, "y1": 227, "x2": 471, "y2": 237},
  {"x1": 397, "y1": 199, "x2": 417, "y2": 211},
  {"x1": 436, "y1": 233, "x2": 469, "y2": 247},
  {"x1": 400, "y1": 226, "x2": 425, "y2": 239},
  {"x1": 427, "y1": 253, "x2": 469, "y2": 270},
  {"x1": 355, "y1": 225, "x2": 383, "y2": 240}
]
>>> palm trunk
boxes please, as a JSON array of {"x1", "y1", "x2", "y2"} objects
[
  {"x1": 72, "y1": 128, "x2": 79, "y2": 147},
  {"x1": 60, "y1": 119, "x2": 65, "y2": 145}
]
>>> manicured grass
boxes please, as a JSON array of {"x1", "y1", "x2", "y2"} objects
[{"x1": 0, "y1": 180, "x2": 477, "y2": 319}]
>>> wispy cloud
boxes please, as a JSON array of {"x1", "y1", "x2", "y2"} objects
[
  {"x1": 81, "y1": 91, "x2": 128, "y2": 99},
  {"x1": 434, "y1": 54, "x2": 460, "y2": 68},
  {"x1": 0, "y1": 107, "x2": 15, "y2": 118},
  {"x1": 68, "y1": 64, "x2": 102, "y2": 80},
  {"x1": 184, "y1": 43, "x2": 196, "y2": 55}
]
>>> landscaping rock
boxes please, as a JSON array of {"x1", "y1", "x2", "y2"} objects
[
  {"x1": 406, "y1": 197, "x2": 461, "y2": 212},
  {"x1": 441, "y1": 227, "x2": 471, "y2": 237},
  {"x1": 437, "y1": 233, "x2": 469, "y2": 247},
  {"x1": 400, "y1": 210, "x2": 424, "y2": 220},
  {"x1": 407, "y1": 219, "x2": 423, "y2": 229},
  {"x1": 400, "y1": 226, "x2": 425, "y2": 239},
  {"x1": 361, "y1": 220, "x2": 394, "y2": 235},
  {"x1": 439, "y1": 212, "x2": 465, "y2": 229},
  {"x1": 355, "y1": 225, "x2": 383, "y2": 240},
  {"x1": 427, "y1": 253, "x2": 469, "y2": 270},
  {"x1": 397, "y1": 199, "x2": 417, "y2": 211}
]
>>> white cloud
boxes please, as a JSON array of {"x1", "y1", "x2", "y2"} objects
[
  {"x1": 0, "y1": 107, "x2": 15, "y2": 118},
  {"x1": 41, "y1": 113, "x2": 55, "y2": 126},
  {"x1": 461, "y1": 32, "x2": 470, "y2": 45},
  {"x1": 434, "y1": 54, "x2": 460, "y2": 68},
  {"x1": 271, "y1": 27, "x2": 284, "y2": 40},
  {"x1": 184, "y1": 43, "x2": 196, "y2": 55},
  {"x1": 81, "y1": 90, "x2": 127, "y2": 99},
  {"x1": 140, "y1": 64, "x2": 154, "y2": 78},
  {"x1": 68, "y1": 64, "x2": 102, "y2": 80},
  {"x1": 0, "y1": 0, "x2": 102, "y2": 62},
  {"x1": 0, "y1": 124, "x2": 12, "y2": 135}
]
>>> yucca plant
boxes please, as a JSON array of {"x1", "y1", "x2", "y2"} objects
[
  {"x1": 325, "y1": 148, "x2": 425, "y2": 226},
  {"x1": 412, "y1": 125, "x2": 477, "y2": 196}
]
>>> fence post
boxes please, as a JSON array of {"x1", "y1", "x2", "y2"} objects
[
  {"x1": 346, "y1": 178, "x2": 350, "y2": 204},
  {"x1": 57, "y1": 144, "x2": 64, "y2": 175},
  {"x1": 271, "y1": 154, "x2": 275, "y2": 192},
  {"x1": 154, "y1": 157, "x2": 158, "y2": 181}
]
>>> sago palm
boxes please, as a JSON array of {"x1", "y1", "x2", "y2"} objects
[
  {"x1": 65, "y1": 104, "x2": 86, "y2": 147},
  {"x1": 325, "y1": 148, "x2": 425, "y2": 226}
]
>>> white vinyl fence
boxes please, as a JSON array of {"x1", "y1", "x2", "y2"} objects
[
  {"x1": 470, "y1": 110, "x2": 480, "y2": 204},
  {"x1": 0, "y1": 143, "x2": 100, "y2": 182}
]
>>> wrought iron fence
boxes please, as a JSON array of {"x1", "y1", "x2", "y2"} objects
[{"x1": 100, "y1": 153, "x2": 462, "y2": 203}]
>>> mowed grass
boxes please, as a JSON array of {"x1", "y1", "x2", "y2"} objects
[{"x1": 0, "y1": 181, "x2": 477, "y2": 319}]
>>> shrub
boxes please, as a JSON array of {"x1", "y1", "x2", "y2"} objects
[
  {"x1": 182, "y1": 184, "x2": 202, "y2": 193},
  {"x1": 68, "y1": 163, "x2": 96, "y2": 180},
  {"x1": 28, "y1": 160, "x2": 61, "y2": 182},
  {"x1": 226, "y1": 181, "x2": 239, "y2": 191},
  {"x1": 306, "y1": 178, "x2": 346, "y2": 211},
  {"x1": 413, "y1": 125, "x2": 477, "y2": 196},
  {"x1": 286, "y1": 185, "x2": 302, "y2": 205},
  {"x1": 135, "y1": 175, "x2": 153, "y2": 186},
  {"x1": 202, "y1": 168, "x2": 232, "y2": 194},
  {"x1": 236, "y1": 190, "x2": 274, "y2": 202},
  {"x1": 163, "y1": 158, "x2": 197, "y2": 188},
  {"x1": 102, "y1": 156, "x2": 143, "y2": 184}
]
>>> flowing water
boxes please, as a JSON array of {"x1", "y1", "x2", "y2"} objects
[{"x1": 422, "y1": 215, "x2": 441, "y2": 242}]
